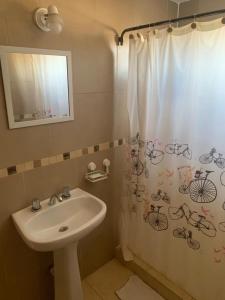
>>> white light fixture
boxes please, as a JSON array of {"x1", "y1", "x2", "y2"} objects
[
  {"x1": 169, "y1": 0, "x2": 190, "y2": 3},
  {"x1": 34, "y1": 5, "x2": 64, "y2": 34}
]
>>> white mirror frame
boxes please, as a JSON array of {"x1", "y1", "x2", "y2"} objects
[{"x1": 0, "y1": 46, "x2": 74, "y2": 129}]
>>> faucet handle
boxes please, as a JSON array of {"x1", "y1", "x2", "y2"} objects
[
  {"x1": 62, "y1": 186, "x2": 71, "y2": 199},
  {"x1": 48, "y1": 194, "x2": 58, "y2": 206},
  {"x1": 31, "y1": 198, "x2": 41, "y2": 212}
]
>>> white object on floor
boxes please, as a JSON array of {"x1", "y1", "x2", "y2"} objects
[{"x1": 116, "y1": 275, "x2": 165, "y2": 300}]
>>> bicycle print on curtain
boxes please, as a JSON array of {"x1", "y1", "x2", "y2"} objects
[{"x1": 121, "y1": 18, "x2": 225, "y2": 300}]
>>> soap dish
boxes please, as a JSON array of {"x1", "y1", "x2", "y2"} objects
[{"x1": 85, "y1": 170, "x2": 108, "y2": 183}]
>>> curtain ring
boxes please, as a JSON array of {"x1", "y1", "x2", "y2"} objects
[
  {"x1": 129, "y1": 34, "x2": 134, "y2": 39},
  {"x1": 191, "y1": 22, "x2": 197, "y2": 29},
  {"x1": 222, "y1": 17, "x2": 225, "y2": 25},
  {"x1": 137, "y1": 32, "x2": 144, "y2": 42}
]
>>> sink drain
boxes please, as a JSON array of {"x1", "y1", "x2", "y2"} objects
[{"x1": 59, "y1": 226, "x2": 69, "y2": 232}]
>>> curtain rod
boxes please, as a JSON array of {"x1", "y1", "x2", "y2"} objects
[{"x1": 117, "y1": 9, "x2": 225, "y2": 45}]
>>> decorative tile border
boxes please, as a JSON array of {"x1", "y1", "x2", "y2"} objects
[{"x1": 0, "y1": 138, "x2": 126, "y2": 179}]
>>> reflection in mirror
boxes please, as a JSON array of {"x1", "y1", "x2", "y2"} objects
[
  {"x1": 0, "y1": 46, "x2": 74, "y2": 129},
  {"x1": 7, "y1": 53, "x2": 69, "y2": 122}
]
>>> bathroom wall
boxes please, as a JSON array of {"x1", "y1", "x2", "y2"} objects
[
  {"x1": 197, "y1": 0, "x2": 225, "y2": 11},
  {"x1": 179, "y1": 0, "x2": 199, "y2": 16},
  {"x1": 180, "y1": 0, "x2": 225, "y2": 16},
  {"x1": 0, "y1": 1, "x2": 176, "y2": 300}
]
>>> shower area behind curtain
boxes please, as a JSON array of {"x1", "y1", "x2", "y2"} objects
[{"x1": 120, "y1": 18, "x2": 225, "y2": 300}]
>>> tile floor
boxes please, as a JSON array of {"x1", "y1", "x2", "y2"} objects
[{"x1": 82, "y1": 259, "x2": 134, "y2": 300}]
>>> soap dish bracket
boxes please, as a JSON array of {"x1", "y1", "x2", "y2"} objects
[{"x1": 85, "y1": 170, "x2": 108, "y2": 183}]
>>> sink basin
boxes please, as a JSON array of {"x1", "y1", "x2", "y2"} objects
[
  {"x1": 12, "y1": 188, "x2": 107, "y2": 300},
  {"x1": 12, "y1": 188, "x2": 106, "y2": 252}
]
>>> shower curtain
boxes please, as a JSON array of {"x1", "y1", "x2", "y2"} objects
[{"x1": 121, "y1": 18, "x2": 225, "y2": 300}]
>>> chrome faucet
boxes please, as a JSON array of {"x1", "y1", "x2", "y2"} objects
[
  {"x1": 31, "y1": 198, "x2": 41, "y2": 212},
  {"x1": 48, "y1": 193, "x2": 62, "y2": 206},
  {"x1": 48, "y1": 187, "x2": 71, "y2": 206}
]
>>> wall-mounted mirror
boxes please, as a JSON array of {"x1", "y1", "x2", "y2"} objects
[{"x1": 0, "y1": 46, "x2": 74, "y2": 129}]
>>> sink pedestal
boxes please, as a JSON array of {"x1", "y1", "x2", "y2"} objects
[{"x1": 54, "y1": 242, "x2": 83, "y2": 300}]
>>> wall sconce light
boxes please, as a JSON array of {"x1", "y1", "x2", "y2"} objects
[{"x1": 34, "y1": 5, "x2": 64, "y2": 34}]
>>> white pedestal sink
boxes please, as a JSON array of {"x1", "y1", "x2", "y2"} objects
[
  {"x1": 54, "y1": 243, "x2": 82, "y2": 300},
  {"x1": 12, "y1": 188, "x2": 107, "y2": 300}
]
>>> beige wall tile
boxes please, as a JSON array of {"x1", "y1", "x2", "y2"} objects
[
  {"x1": 133, "y1": 0, "x2": 172, "y2": 25},
  {"x1": 16, "y1": 163, "x2": 26, "y2": 173},
  {"x1": 99, "y1": 142, "x2": 110, "y2": 151},
  {"x1": 48, "y1": 155, "x2": 58, "y2": 165},
  {"x1": 0, "y1": 168, "x2": 8, "y2": 178},
  {"x1": 180, "y1": 0, "x2": 199, "y2": 16},
  {"x1": 113, "y1": 140, "x2": 119, "y2": 147},
  {"x1": 0, "y1": 82, "x2": 52, "y2": 167},
  {"x1": 41, "y1": 157, "x2": 49, "y2": 167},
  {"x1": 80, "y1": 224, "x2": 115, "y2": 278},
  {"x1": 87, "y1": 146, "x2": 94, "y2": 154},
  {"x1": 76, "y1": 150, "x2": 115, "y2": 277},
  {"x1": 4, "y1": 0, "x2": 41, "y2": 46},
  {"x1": 96, "y1": 0, "x2": 136, "y2": 33},
  {"x1": 71, "y1": 149, "x2": 83, "y2": 159},
  {"x1": 56, "y1": 154, "x2": 64, "y2": 163},
  {"x1": 23, "y1": 158, "x2": 79, "y2": 202},
  {"x1": 0, "y1": 174, "x2": 26, "y2": 221},
  {"x1": 113, "y1": 92, "x2": 129, "y2": 139},
  {"x1": 73, "y1": 36, "x2": 114, "y2": 94},
  {"x1": 24, "y1": 161, "x2": 34, "y2": 171},
  {"x1": 48, "y1": 93, "x2": 113, "y2": 154},
  {"x1": 111, "y1": 146, "x2": 126, "y2": 246},
  {"x1": 0, "y1": 18, "x2": 9, "y2": 44},
  {"x1": 183, "y1": 0, "x2": 225, "y2": 19}
]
